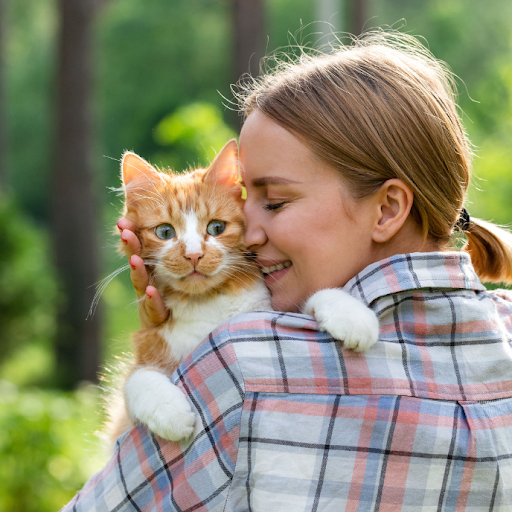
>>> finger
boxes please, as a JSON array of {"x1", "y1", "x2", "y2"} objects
[
  {"x1": 129, "y1": 254, "x2": 149, "y2": 297},
  {"x1": 121, "y1": 229, "x2": 142, "y2": 258},
  {"x1": 141, "y1": 286, "x2": 169, "y2": 327},
  {"x1": 117, "y1": 217, "x2": 137, "y2": 232}
]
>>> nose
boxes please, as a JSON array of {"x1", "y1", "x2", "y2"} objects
[
  {"x1": 186, "y1": 252, "x2": 203, "y2": 268},
  {"x1": 243, "y1": 198, "x2": 267, "y2": 251}
]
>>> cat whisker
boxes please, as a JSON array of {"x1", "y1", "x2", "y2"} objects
[
  {"x1": 216, "y1": 268, "x2": 260, "y2": 287},
  {"x1": 88, "y1": 264, "x2": 131, "y2": 319}
]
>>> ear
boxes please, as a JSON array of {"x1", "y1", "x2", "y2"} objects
[
  {"x1": 371, "y1": 179, "x2": 414, "y2": 243},
  {"x1": 204, "y1": 139, "x2": 240, "y2": 190},
  {"x1": 121, "y1": 151, "x2": 161, "y2": 187}
]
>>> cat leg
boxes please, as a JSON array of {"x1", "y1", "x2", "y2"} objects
[
  {"x1": 302, "y1": 288, "x2": 379, "y2": 352},
  {"x1": 124, "y1": 368, "x2": 196, "y2": 441}
]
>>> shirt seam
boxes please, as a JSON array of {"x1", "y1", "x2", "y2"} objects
[{"x1": 242, "y1": 385, "x2": 512, "y2": 398}]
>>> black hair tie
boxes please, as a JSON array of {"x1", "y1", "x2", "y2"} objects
[{"x1": 456, "y1": 207, "x2": 471, "y2": 231}]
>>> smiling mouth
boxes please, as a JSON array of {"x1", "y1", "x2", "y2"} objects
[{"x1": 260, "y1": 261, "x2": 292, "y2": 275}]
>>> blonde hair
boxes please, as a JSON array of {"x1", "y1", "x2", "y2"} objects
[{"x1": 238, "y1": 31, "x2": 512, "y2": 284}]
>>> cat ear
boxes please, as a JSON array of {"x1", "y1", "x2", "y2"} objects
[
  {"x1": 121, "y1": 151, "x2": 161, "y2": 187},
  {"x1": 204, "y1": 139, "x2": 240, "y2": 190}
]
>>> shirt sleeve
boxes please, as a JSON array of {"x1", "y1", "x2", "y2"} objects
[{"x1": 60, "y1": 322, "x2": 244, "y2": 512}]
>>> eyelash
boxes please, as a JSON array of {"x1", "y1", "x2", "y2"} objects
[{"x1": 263, "y1": 202, "x2": 286, "y2": 211}]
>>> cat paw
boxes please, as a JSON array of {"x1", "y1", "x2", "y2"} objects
[
  {"x1": 303, "y1": 289, "x2": 379, "y2": 352},
  {"x1": 146, "y1": 396, "x2": 196, "y2": 441},
  {"x1": 125, "y1": 369, "x2": 196, "y2": 442}
]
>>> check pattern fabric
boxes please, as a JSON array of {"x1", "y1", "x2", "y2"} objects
[{"x1": 61, "y1": 252, "x2": 512, "y2": 512}]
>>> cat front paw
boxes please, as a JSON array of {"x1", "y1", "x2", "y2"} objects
[
  {"x1": 146, "y1": 394, "x2": 196, "y2": 442},
  {"x1": 303, "y1": 289, "x2": 379, "y2": 352},
  {"x1": 125, "y1": 369, "x2": 196, "y2": 442}
]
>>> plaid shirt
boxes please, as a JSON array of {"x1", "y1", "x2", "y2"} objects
[{"x1": 62, "y1": 252, "x2": 512, "y2": 511}]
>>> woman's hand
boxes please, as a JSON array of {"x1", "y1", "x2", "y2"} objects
[{"x1": 117, "y1": 217, "x2": 169, "y2": 328}]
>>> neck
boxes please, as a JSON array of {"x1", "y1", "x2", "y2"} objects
[{"x1": 370, "y1": 217, "x2": 440, "y2": 264}]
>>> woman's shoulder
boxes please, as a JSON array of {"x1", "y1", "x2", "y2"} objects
[{"x1": 226, "y1": 309, "x2": 321, "y2": 337}]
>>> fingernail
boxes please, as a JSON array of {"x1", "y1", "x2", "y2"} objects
[
  {"x1": 130, "y1": 262, "x2": 136, "y2": 270},
  {"x1": 121, "y1": 237, "x2": 128, "y2": 245},
  {"x1": 117, "y1": 221, "x2": 123, "y2": 231},
  {"x1": 145, "y1": 291, "x2": 151, "y2": 299}
]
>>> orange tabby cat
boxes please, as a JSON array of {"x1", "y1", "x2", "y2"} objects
[{"x1": 106, "y1": 140, "x2": 379, "y2": 448}]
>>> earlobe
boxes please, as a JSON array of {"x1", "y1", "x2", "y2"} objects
[{"x1": 372, "y1": 179, "x2": 414, "y2": 243}]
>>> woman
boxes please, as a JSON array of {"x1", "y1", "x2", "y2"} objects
[{"x1": 62, "y1": 31, "x2": 512, "y2": 511}]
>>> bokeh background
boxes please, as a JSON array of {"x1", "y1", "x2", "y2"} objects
[{"x1": 0, "y1": 0, "x2": 511, "y2": 509}]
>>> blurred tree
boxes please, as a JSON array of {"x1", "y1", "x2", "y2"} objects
[
  {"x1": 231, "y1": 0, "x2": 265, "y2": 128},
  {"x1": 52, "y1": 0, "x2": 101, "y2": 388},
  {"x1": 3, "y1": 0, "x2": 56, "y2": 220},
  {"x1": 350, "y1": 0, "x2": 370, "y2": 35},
  {"x1": 0, "y1": 0, "x2": 6, "y2": 189},
  {"x1": 233, "y1": 0, "x2": 265, "y2": 81}
]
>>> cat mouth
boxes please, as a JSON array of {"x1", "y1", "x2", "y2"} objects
[
  {"x1": 186, "y1": 270, "x2": 205, "y2": 277},
  {"x1": 260, "y1": 260, "x2": 292, "y2": 275}
]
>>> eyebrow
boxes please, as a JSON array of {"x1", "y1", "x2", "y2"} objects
[{"x1": 247, "y1": 177, "x2": 302, "y2": 187}]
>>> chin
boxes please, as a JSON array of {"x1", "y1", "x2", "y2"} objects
[{"x1": 270, "y1": 293, "x2": 301, "y2": 314}]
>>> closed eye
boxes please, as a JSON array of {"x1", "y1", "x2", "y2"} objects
[{"x1": 263, "y1": 202, "x2": 286, "y2": 211}]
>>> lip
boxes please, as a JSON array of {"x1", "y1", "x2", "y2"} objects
[
  {"x1": 255, "y1": 258, "x2": 290, "y2": 268},
  {"x1": 187, "y1": 271, "x2": 204, "y2": 277},
  {"x1": 263, "y1": 264, "x2": 292, "y2": 284}
]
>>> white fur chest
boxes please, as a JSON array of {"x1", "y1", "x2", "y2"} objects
[{"x1": 163, "y1": 281, "x2": 271, "y2": 362}]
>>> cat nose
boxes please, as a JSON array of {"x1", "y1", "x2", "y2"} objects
[{"x1": 186, "y1": 252, "x2": 203, "y2": 268}]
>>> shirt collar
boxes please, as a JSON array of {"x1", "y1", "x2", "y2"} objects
[{"x1": 343, "y1": 252, "x2": 486, "y2": 306}]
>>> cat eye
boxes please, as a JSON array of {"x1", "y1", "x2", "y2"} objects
[
  {"x1": 207, "y1": 220, "x2": 226, "y2": 236},
  {"x1": 154, "y1": 224, "x2": 176, "y2": 240}
]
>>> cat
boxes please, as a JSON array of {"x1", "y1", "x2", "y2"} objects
[{"x1": 105, "y1": 139, "x2": 379, "y2": 447}]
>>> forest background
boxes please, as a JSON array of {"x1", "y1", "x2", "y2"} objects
[{"x1": 1, "y1": 0, "x2": 511, "y2": 509}]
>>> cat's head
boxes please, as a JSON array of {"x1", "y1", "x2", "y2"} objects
[{"x1": 120, "y1": 140, "x2": 259, "y2": 298}]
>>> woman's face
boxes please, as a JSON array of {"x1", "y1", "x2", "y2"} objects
[{"x1": 240, "y1": 111, "x2": 377, "y2": 312}]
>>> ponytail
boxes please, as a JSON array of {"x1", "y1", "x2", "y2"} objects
[{"x1": 464, "y1": 218, "x2": 512, "y2": 284}]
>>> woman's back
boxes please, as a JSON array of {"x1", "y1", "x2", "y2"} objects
[{"x1": 63, "y1": 251, "x2": 512, "y2": 511}]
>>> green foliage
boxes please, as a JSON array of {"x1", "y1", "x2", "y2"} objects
[
  {"x1": 152, "y1": 102, "x2": 237, "y2": 170},
  {"x1": 2, "y1": 0, "x2": 512, "y2": 504},
  {"x1": 0, "y1": 197, "x2": 56, "y2": 384},
  {"x1": 96, "y1": 0, "x2": 234, "y2": 190},
  {"x1": 0, "y1": 381, "x2": 106, "y2": 512},
  {"x1": 4, "y1": 0, "x2": 56, "y2": 219}
]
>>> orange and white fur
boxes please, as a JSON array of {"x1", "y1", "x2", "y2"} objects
[{"x1": 107, "y1": 140, "x2": 379, "y2": 446}]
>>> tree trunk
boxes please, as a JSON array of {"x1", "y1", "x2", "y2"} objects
[
  {"x1": 52, "y1": 0, "x2": 101, "y2": 389},
  {"x1": 232, "y1": 0, "x2": 265, "y2": 127},
  {"x1": 350, "y1": 0, "x2": 370, "y2": 36},
  {"x1": 233, "y1": 0, "x2": 265, "y2": 81},
  {"x1": 0, "y1": 0, "x2": 6, "y2": 190}
]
